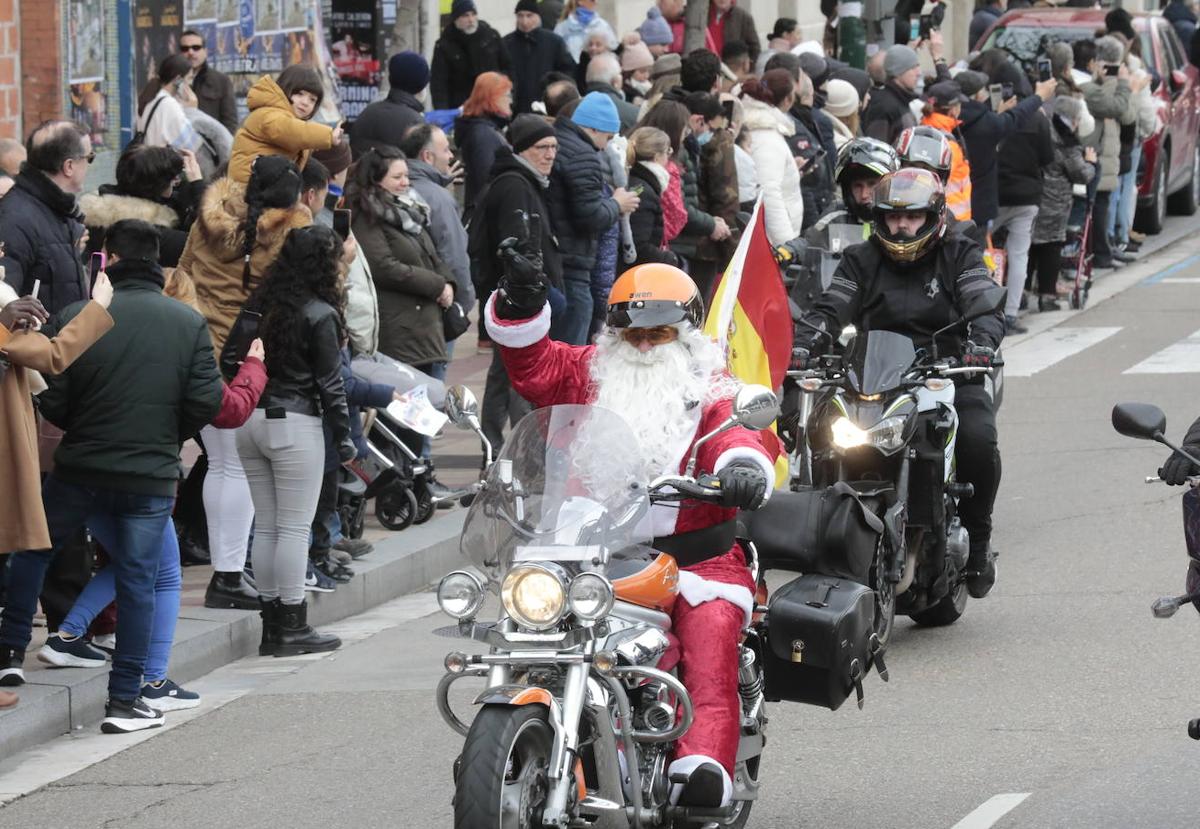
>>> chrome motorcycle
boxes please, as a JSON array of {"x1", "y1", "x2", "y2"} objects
[{"x1": 434, "y1": 385, "x2": 778, "y2": 829}]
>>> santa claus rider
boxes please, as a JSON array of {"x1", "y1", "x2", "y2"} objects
[{"x1": 486, "y1": 245, "x2": 774, "y2": 810}]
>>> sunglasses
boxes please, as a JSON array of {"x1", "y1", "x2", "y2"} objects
[
  {"x1": 180, "y1": 44, "x2": 205, "y2": 52},
  {"x1": 74, "y1": 152, "x2": 96, "y2": 164},
  {"x1": 619, "y1": 325, "x2": 679, "y2": 347}
]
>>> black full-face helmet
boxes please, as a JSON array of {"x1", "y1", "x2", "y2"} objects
[
  {"x1": 870, "y1": 167, "x2": 948, "y2": 264},
  {"x1": 834, "y1": 137, "x2": 901, "y2": 222}
]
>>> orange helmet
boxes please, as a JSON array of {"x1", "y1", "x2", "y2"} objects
[{"x1": 606, "y1": 263, "x2": 704, "y2": 330}]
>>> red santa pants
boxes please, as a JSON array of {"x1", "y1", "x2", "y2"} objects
[{"x1": 666, "y1": 595, "x2": 745, "y2": 775}]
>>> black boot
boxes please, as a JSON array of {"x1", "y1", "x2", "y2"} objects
[
  {"x1": 673, "y1": 761, "x2": 727, "y2": 809},
  {"x1": 272, "y1": 600, "x2": 340, "y2": 657},
  {"x1": 258, "y1": 599, "x2": 277, "y2": 656},
  {"x1": 965, "y1": 547, "x2": 997, "y2": 599},
  {"x1": 204, "y1": 571, "x2": 259, "y2": 610}
]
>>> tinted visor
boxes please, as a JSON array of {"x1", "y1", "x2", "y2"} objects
[
  {"x1": 874, "y1": 170, "x2": 942, "y2": 213},
  {"x1": 607, "y1": 299, "x2": 691, "y2": 329}
]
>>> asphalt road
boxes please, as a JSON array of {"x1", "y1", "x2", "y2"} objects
[{"x1": 4, "y1": 227, "x2": 1200, "y2": 828}]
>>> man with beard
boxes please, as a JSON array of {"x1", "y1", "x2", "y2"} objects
[
  {"x1": 793, "y1": 168, "x2": 1005, "y2": 599},
  {"x1": 486, "y1": 259, "x2": 773, "y2": 809}
]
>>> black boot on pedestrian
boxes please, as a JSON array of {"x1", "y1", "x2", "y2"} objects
[
  {"x1": 964, "y1": 547, "x2": 997, "y2": 599},
  {"x1": 258, "y1": 599, "x2": 277, "y2": 656},
  {"x1": 178, "y1": 533, "x2": 211, "y2": 567},
  {"x1": 204, "y1": 571, "x2": 260, "y2": 610},
  {"x1": 272, "y1": 600, "x2": 341, "y2": 657}
]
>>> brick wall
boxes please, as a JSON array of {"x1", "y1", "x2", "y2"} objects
[
  {"x1": 0, "y1": 0, "x2": 20, "y2": 139},
  {"x1": 19, "y1": 0, "x2": 62, "y2": 136}
]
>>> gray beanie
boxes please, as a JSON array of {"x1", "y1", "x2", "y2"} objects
[
  {"x1": 1095, "y1": 35, "x2": 1125, "y2": 66},
  {"x1": 1053, "y1": 94, "x2": 1084, "y2": 123},
  {"x1": 1047, "y1": 42, "x2": 1073, "y2": 78},
  {"x1": 884, "y1": 45, "x2": 920, "y2": 79}
]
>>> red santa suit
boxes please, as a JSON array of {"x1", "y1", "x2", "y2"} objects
[{"x1": 486, "y1": 296, "x2": 774, "y2": 781}]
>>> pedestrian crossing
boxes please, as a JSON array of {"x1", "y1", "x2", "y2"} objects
[
  {"x1": 1124, "y1": 328, "x2": 1200, "y2": 374},
  {"x1": 1003, "y1": 324, "x2": 1200, "y2": 378}
]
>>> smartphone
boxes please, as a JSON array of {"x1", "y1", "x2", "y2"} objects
[
  {"x1": 1037, "y1": 57, "x2": 1052, "y2": 83},
  {"x1": 629, "y1": 184, "x2": 645, "y2": 196},
  {"x1": 721, "y1": 98, "x2": 735, "y2": 122},
  {"x1": 910, "y1": 18, "x2": 921, "y2": 41},
  {"x1": 919, "y1": 14, "x2": 933, "y2": 40},
  {"x1": 1104, "y1": 63, "x2": 1120, "y2": 77},
  {"x1": 89, "y1": 251, "x2": 106, "y2": 285},
  {"x1": 988, "y1": 83, "x2": 1003, "y2": 110},
  {"x1": 333, "y1": 208, "x2": 352, "y2": 240}
]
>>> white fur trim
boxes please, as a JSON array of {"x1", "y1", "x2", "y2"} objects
[
  {"x1": 483, "y1": 292, "x2": 552, "y2": 348},
  {"x1": 677, "y1": 571, "x2": 754, "y2": 627},
  {"x1": 713, "y1": 446, "x2": 776, "y2": 493},
  {"x1": 668, "y1": 755, "x2": 734, "y2": 807}
]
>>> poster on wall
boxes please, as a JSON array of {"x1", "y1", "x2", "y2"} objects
[
  {"x1": 330, "y1": 0, "x2": 379, "y2": 122},
  {"x1": 67, "y1": 0, "x2": 106, "y2": 82},
  {"x1": 70, "y1": 82, "x2": 108, "y2": 150},
  {"x1": 134, "y1": 2, "x2": 183, "y2": 95}
]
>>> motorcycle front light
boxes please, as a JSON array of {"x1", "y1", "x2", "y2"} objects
[
  {"x1": 501, "y1": 564, "x2": 567, "y2": 630},
  {"x1": 831, "y1": 416, "x2": 869, "y2": 449},
  {"x1": 567, "y1": 573, "x2": 614, "y2": 621},
  {"x1": 867, "y1": 416, "x2": 908, "y2": 452},
  {"x1": 437, "y1": 571, "x2": 485, "y2": 619}
]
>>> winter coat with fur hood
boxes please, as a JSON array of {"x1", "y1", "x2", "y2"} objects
[
  {"x1": 228, "y1": 75, "x2": 336, "y2": 185},
  {"x1": 741, "y1": 96, "x2": 803, "y2": 246},
  {"x1": 174, "y1": 176, "x2": 313, "y2": 354},
  {"x1": 80, "y1": 181, "x2": 206, "y2": 268}
]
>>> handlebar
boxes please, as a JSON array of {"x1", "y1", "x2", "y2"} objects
[
  {"x1": 1145, "y1": 476, "x2": 1200, "y2": 486},
  {"x1": 648, "y1": 475, "x2": 724, "y2": 504}
]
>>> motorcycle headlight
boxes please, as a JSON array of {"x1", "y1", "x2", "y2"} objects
[
  {"x1": 831, "y1": 416, "x2": 869, "y2": 449},
  {"x1": 437, "y1": 570, "x2": 485, "y2": 620},
  {"x1": 567, "y1": 573, "x2": 614, "y2": 621},
  {"x1": 501, "y1": 564, "x2": 567, "y2": 630}
]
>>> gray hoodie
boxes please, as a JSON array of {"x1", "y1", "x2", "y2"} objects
[{"x1": 405, "y1": 158, "x2": 475, "y2": 308}]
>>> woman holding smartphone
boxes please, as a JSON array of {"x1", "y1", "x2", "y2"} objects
[
  {"x1": 135, "y1": 55, "x2": 202, "y2": 155},
  {"x1": 234, "y1": 225, "x2": 352, "y2": 656}
]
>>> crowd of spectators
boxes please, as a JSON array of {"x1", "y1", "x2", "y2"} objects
[{"x1": 1, "y1": 0, "x2": 1196, "y2": 718}]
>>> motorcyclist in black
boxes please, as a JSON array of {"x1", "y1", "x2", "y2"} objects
[
  {"x1": 792, "y1": 168, "x2": 1006, "y2": 598},
  {"x1": 894, "y1": 125, "x2": 987, "y2": 247},
  {"x1": 1160, "y1": 418, "x2": 1200, "y2": 485},
  {"x1": 799, "y1": 137, "x2": 901, "y2": 252}
]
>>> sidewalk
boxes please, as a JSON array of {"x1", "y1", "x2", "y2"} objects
[{"x1": 0, "y1": 328, "x2": 496, "y2": 760}]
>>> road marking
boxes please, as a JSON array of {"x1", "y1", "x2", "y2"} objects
[
  {"x1": 951, "y1": 793, "x2": 1031, "y2": 829},
  {"x1": 1159, "y1": 277, "x2": 1200, "y2": 284},
  {"x1": 1143, "y1": 251, "x2": 1200, "y2": 284},
  {"x1": 1124, "y1": 327, "x2": 1200, "y2": 374},
  {"x1": 1002, "y1": 327, "x2": 1122, "y2": 377},
  {"x1": 0, "y1": 592, "x2": 439, "y2": 805}
]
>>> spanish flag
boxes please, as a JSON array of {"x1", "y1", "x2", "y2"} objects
[{"x1": 703, "y1": 198, "x2": 793, "y2": 483}]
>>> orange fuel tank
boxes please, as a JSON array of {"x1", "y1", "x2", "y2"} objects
[{"x1": 612, "y1": 552, "x2": 679, "y2": 613}]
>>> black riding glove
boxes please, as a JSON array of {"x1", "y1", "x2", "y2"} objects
[
  {"x1": 789, "y1": 347, "x2": 811, "y2": 372},
  {"x1": 494, "y1": 235, "x2": 547, "y2": 321},
  {"x1": 716, "y1": 460, "x2": 769, "y2": 510},
  {"x1": 962, "y1": 341, "x2": 995, "y2": 369},
  {"x1": 1159, "y1": 415, "x2": 1200, "y2": 485}
]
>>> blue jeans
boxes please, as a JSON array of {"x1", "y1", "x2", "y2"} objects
[
  {"x1": 60, "y1": 518, "x2": 181, "y2": 684},
  {"x1": 424, "y1": 353, "x2": 450, "y2": 457},
  {"x1": 1115, "y1": 143, "x2": 1142, "y2": 247},
  {"x1": 0, "y1": 475, "x2": 174, "y2": 701},
  {"x1": 551, "y1": 275, "x2": 594, "y2": 346}
]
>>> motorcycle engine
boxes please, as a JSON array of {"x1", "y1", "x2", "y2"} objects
[{"x1": 946, "y1": 517, "x2": 969, "y2": 570}]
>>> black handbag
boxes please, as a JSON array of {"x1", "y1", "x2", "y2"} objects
[
  {"x1": 442, "y1": 300, "x2": 470, "y2": 341},
  {"x1": 219, "y1": 306, "x2": 261, "y2": 381}
]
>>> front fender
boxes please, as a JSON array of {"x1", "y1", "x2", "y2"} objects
[{"x1": 474, "y1": 684, "x2": 557, "y2": 708}]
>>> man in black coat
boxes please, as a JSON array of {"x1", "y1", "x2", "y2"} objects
[
  {"x1": 180, "y1": 29, "x2": 237, "y2": 134},
  {"x1": 955, "y1": 69, "x2": 1055, "y2": 227},
  {"x1": 431, "y1": 0, "x2": 513, "y2": 110},
  {"x1": 863, "y1": 39, "x2": 952, "y2": 145},
  {"x1": 471, "y1": 116, "x2": 564, "y2": 450},
  {"x1": 0, "y1": 120, "x2": 90, "y2": 315},
  {"x1": 350, "y1": 52, "x2": 429, "y2": 159},
  {"x1": 505, "y1": 0, "x2": 576, "y2": 114},
  {"x1": 968, "y1": 1, "x2": 1005, "y2": 53}
]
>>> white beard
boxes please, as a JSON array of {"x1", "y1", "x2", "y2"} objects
[{"x1": 588, "y1": 326, "x2": 738, "y2": 482}]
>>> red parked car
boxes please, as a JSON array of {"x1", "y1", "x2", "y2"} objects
[{"x1": 977, "y1": 8, "x2": 1200, "y2": 234}]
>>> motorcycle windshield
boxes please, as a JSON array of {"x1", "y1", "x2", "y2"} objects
[
  {"x1": 844, "y1": 330, "x2": 918, "y2": 395},
  {"x1": 460, "y1": 405, "x2": 653, "y2": 585}
]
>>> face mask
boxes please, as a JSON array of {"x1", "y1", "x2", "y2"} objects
[
  {"x1": 696, "y1": 130, "x2": 714, "y2": 146},
  {"x1": 575, "y1": 6, "x2": 595, "y2": 25}
]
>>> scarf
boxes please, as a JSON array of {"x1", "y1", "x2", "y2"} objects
[
  {"x1": 661, "y1": 160, "x2": 687, "y2": 243},
  {"x1": 365, "y1": 188, "x2": 430, "y2": 236},
  {"x1": 513, "y1": 154, "x2": 550, "y2": 188}
]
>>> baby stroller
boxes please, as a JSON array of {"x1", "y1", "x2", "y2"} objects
[{"x1": 1060, "y1": 191, "x2": 1094, "y2": 310}]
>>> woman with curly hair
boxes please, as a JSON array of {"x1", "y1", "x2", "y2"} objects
[
  {"x1": 455, "y1": 71, "x2": 514, "y2": 214},
  {"x1": 234, "y1": 224, "x2": 353, "y2": 656}
]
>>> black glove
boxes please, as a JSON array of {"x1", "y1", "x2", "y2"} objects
[
  {"x1": 789, "y1": 346, "x2": 811, "y2": 372},
  {"x1": 962, "y1": 341, "x2": 995, "y2": 369},
  {"x1": 495, "y1": 235, "x2": 547, "y2": 320},
  {"x1": 1158, "y1": 416, "x2": 1200, "y2": 485},
  {"x1": 717, "y1": 460, "x2": 769, "y2": 510}
]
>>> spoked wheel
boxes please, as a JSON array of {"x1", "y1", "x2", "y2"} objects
[
  {"x1": 908, "y1": 579, "x2": 968, "y2": 627},
  {"x1": 454, "y1": 705, "x2": 553, "y2": 829},
  {"x1": 375, "y1": 485, "x2": 418, "y2": 531}
]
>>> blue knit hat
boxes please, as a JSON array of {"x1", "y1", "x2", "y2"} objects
[
  {"x1": 389, "y1": 51, "x2": 430, "y2": 94},
  {"x1": 638, "y1": 7, "x2": 673, "y2": 47},
  {"x1": 572, "y1": 91, "x2": 621, "y2": 134}
]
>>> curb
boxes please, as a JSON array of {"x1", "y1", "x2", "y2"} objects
[{"x1": 0, "y1": 511, "x2": 468, "y2": 759}]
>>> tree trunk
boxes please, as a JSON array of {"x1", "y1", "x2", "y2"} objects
[{"x1": 683, "y1": 0, "x2": 709, "y2": 54}]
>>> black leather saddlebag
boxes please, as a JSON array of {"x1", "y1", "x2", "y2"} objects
[
  {"x1": 747, "y1": 482, "x2": 884, "y2": 582},
  {"x1": 761, "y1": 575, "x2": 882, "y2": 711}
]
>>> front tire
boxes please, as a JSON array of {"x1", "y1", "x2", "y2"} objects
[{"x1": 455, "y1": 705, "x2": 554, "y2": 829}]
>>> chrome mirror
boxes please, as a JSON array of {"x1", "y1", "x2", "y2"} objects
[
  {"x1": 445, "y1": 385, "x2": 479, "y2": 429},
  {"x1": 732, "y1": 384, "x2": 779, "y2": 431}
]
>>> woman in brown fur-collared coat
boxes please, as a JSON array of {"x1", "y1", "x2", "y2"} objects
[
  {"x1": 172, "y1": 156, "x2": 310, "y2": 609},
  {"x1": 0, "y1": 277, "x2": 114, "y2": 555}
]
